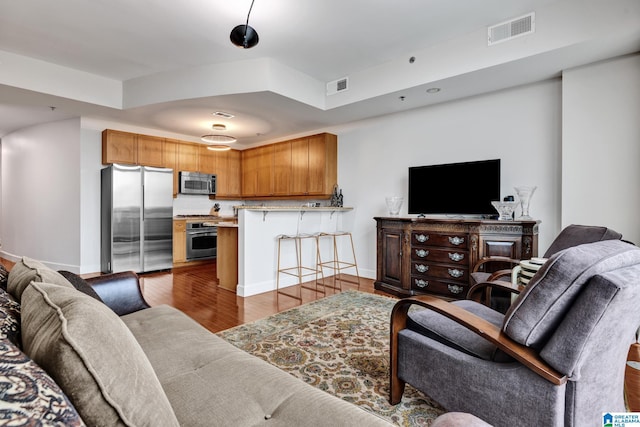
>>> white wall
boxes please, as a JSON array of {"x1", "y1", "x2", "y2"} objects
[
  {"x1": 562, "y1": 54, "x2": 640, "y2": 244},
  {"x1": 334, "y1": 80, "x2": 563, "y2": 278},
  {"x1": 79, "y1": 125, "x2": 103, "y2": 273},
  {"x1": 1, "y1": 118, "x2": 82, "y2": 270}
]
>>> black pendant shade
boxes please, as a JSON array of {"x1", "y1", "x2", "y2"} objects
[
  {"x1": 230, "y1": 0, "x2": 259, "y2": 49},
  {"x1": 230, "y1": 24, "x2": 259, "y2": 49}
]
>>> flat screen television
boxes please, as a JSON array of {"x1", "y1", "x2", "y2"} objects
[{"x1": 408, "y1": 159, "x2": 501, "y2": 216}]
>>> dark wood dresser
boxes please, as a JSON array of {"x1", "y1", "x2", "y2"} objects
[{"x1": 374, "y1": 217, "x2": 539, "y2": 299}]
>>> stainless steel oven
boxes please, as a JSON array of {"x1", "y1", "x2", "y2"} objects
[{"x1": 186, "y1": 222, "x2": 217, "y2": 261}]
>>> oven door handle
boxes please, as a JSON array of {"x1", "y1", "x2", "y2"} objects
[{"x1": 187, "y1": 230, "x2": 217, "y2": 236}]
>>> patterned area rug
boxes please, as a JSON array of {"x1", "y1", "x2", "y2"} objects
[{"x1": 217, "y1": 290, "x2": 445, "y2": 426}]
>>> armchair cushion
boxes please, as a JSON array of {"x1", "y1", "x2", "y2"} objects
[
  {"x1": 543, "y1": 224, "x2": 622, "y2": 258},
  {"x1": 503, "y1": 240, "x2": 640, "y2": 349},
  {"x1": 407, "y1": 299, "x2": 512, "y2": 362}
]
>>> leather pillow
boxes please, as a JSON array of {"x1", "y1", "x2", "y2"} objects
[
  {"x1": 21, "y1": 281, "x2": 179, "y2": 427},
  {"x1": 7, "y1": 257, "x2": 74, "y2": 302},
  {"x1": 58, "y1": 270, "x2": 104, "y2": 302}
]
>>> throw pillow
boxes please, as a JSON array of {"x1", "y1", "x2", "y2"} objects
[
  {"x1": 0, "y1": 338, "x2": 85, "y2": 426},
  {"x1": 58, "y1": 270, "x2": 104, "y2": 302},
  {"x1": 0, "y1": 263, "x2": 9, "y2": 290},
  {"x1": 7, "y1": 257, "x2": 74, "y2": 302},
  {"x1": 21, "y1": 281, "x2": 179, "y2": 427},
  {"x1": 0, "y1": 287, "x2": 21, "y2": 346}
]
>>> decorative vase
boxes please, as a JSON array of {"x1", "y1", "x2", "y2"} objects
[
  {"x1": 491, "y1": 201, "x2": 518, "y2": 221},
  {"x1": 385, "y1": 196, "x2": 403, "y2": 216},
  {"x1": 514, "y1": 186, "x2": 537, "y2": 220}
]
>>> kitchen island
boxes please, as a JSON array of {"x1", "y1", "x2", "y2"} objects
[{"x1": 235, "y1": 206, "x2": 354, "y2": 297}]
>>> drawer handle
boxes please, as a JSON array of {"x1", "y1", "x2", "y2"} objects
[
  {"x1": 449, "y1": 253, "x2": 465, "y2": 262},
  {"x1": 415, "y1": 264, "x2": 429, "y2": 273},
  {"x1": 448, "y1": 236, "x2": 465, "y2": 246},
  {"x1": 447, "y1": 284, "x2": 464, "y2": 294},
  {"x1": 415, "y1": 279, "x2": 429, "y2": 288},
  {"x1": 416, "y1": 234, "x2": 429, "y2": 242},
  {"x1": 415, "y1": 249, "x2": 430, "y2": 258},
  {"x1": 448, "y1": 268, "x2": 464, "y2": 278}
]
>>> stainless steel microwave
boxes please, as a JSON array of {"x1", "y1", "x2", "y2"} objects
[{"x1": 179, "y1": 171, "x2": 216, "y2": 195}]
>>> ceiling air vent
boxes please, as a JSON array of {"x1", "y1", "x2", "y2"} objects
[
  {"x1": 327, "y1": 77, "x2": 349, "y2": 96},
  {"x1": 488, "y1": 12, "x2": 535, "y2": 46},
  {"x1": 213, "y1": 111, "x2": 235, "y2": 119}
]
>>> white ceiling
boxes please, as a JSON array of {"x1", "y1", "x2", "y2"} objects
[{"x1": 0, "y1": 0, "x2": 638, "y2": 148}]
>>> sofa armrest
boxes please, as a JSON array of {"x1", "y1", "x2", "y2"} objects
[{"x1": 85, "y1": 271, "x2": 150, "y2": 316}]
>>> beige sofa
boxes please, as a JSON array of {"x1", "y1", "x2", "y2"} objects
[{"x1": 1, "y1": 257, "x2": 391, "y2": 426}]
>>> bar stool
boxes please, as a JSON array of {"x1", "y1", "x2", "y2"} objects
[
  {"x1": 317, "y1": 231, "x2": 360, "y2": 291},
  {"x1": 276, "y1": 233, "x2": 325, "y2": 300}
]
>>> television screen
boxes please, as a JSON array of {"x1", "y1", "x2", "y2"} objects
[{"x1": 408, "y1": 159, "x2": 500, "y2": 215}]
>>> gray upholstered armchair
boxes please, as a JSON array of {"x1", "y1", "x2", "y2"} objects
[{"x1": 390, "y1": 239, "x2": 640, "y2": 427}]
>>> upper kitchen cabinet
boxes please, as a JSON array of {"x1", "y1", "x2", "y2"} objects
[
  {"x1": 292, "y1": 133, "x2": 337, "y2": 197},
  {"x1": 199, "y1": 145, "x2": 217, "y2": 174},
  {"x1": 242, "y1": 145, "x2": 274, "y2": 197},
  {"x1": 137, "y1": 134, "x2": 165, "y2": 167},
  {"x1": 163, "y1": 139, "x2": 179, "y2": 196},
  {"x1": 216, "y1": 149, "x2": 242, "y2": 198},
  {"x1": 102, "y1": 130, "x2": 137, "y2": 165},
  {"x1": 272, "y1": 141, "x2": 292, "y2": 196},
  {"x1": 102, "y1": 130, "x2": 164, "y2": 167},
  {"x1": 177, "y1": 142, "x2": 200, "y2": 173}
]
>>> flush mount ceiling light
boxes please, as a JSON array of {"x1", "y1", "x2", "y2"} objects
[
  {"x1": 201, "y1": 134, "x2": 237, "y2": 144},
  {"x1": 207, "y1": 145, "x2": 232, "y2": 151},
  {"x1": 230, "y1": 0, "x2": 259, "y2": 49},
  {"x1": 211, "y1": 123, "x2": 227, "y2": 131}
]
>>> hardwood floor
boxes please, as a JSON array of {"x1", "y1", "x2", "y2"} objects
[
  {"x1": 1, "y1": 257, "x2": 395, "y2": 334},
  {"x1": 139, "y1": 262, "x2": 395, "y2": 333}
]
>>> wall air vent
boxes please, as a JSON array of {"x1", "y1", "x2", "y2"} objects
[
  {"x1": 488, "y1": 12, "x2": 535, "y2": 46},
  {"x1": 326, "y1": 77, "x2": 349, "y2": 96}
]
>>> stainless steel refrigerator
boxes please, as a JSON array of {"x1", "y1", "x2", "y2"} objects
[{"x1": 101, "y1": 164, "x2": 173, "y2": 273}]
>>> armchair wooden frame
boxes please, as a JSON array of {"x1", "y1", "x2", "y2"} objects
[
  {"x1": 472, "y1": 255, "x2": 522, "y2": 282},
  {"x1": 389, "y1": 292, "x2": 567, "y2": 405}
]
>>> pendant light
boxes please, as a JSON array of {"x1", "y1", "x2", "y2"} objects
[{"x1": 230, "y1": 0, "x2": 259, "y2": 49}]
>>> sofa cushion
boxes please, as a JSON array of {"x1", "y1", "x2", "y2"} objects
[
  {"x1": 503, "y1": 240, "x2": 640, "y2": 349},
  {"x1": 0, "y1": 263, "x2": 9, "y2": 290},
  {"x1": 21, "y1": 281, "x2": 179, "y2": 427},
  {"x1": 122, "y1": 305, "x2": 391, "y2": 427},
  {"x1": 0, "y1": 338, "x2": 85, "y2": 426},
  {"x1": 7, "y1": 257, "x2": 74, "y2": 302},
  {"x1": 58, "y1": 270, "x2": 104, "y2": 302},
  {"x1": 0, "y1": 287, "x2": 21, "y2": 346}
]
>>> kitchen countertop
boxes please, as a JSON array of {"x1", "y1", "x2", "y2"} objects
[
  {"x1": 204, "y1": 221, "x2": 238, "y2": 228},
  {"x1": 235, "y1": 206, "x2": 352, "y2": 212},
  {"x1": 173, "y1": 215, "x2": 235, "y2": 221}
]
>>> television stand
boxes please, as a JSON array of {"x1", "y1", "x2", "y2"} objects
[{"x1": 374, "y1": 216, "x2": 539, "y2": 299}]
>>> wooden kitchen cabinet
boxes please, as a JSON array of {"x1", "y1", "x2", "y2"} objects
[
  {"x1": 102, "y1": 130, "x2": 165, "y2": 167},
  {"x1": 173, "y1": 220, "x2": 187, "y2": 264},
  {"x1": 102, "y1": 130, "x2": 137, "y2": 165},
  {"x1": 272, "y1": 141, "x2": 292, "y2": 196},
  {"x1": 137, "y1": 134, "x2": 165, "y2": 167},
  {"x1": 199, "y1": 145, "x2": 217, "y2": 174},
  {"x1": 242, "y1": 145, "x2": 274, "y2": 197},
  {"x1": 177, "y1": 143, "x2": 200, "y2": 173},
  {"x1": 374, "y1": 217, "x2": 539, "y2": 299},
  {"x1": 216, "y1": 149, "x2": 242, "y2": 198},
  {"x1": 290, "y1": 133, "x2": 337, "y2": 197},
  {"x1": 163, "y1": 139, "x2": 179, "y2": 196}
]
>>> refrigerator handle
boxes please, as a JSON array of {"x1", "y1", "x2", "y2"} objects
[{"x1": 141, "y1": 184, "x2": 145, "y2": 221}]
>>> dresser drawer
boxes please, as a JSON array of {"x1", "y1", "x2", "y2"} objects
[
  {"x1": 411, "y1": 232, "x2": 468, "y2": 249},
  {"x1": 410, "y1": 277, "x2": 468, "y2": 297},
  {"x1": 411, "y1": 262, "x2": 468, "y2": 281},
  {"x1": 410, "y1": 247, "x2": 468, "y2": 264}
]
